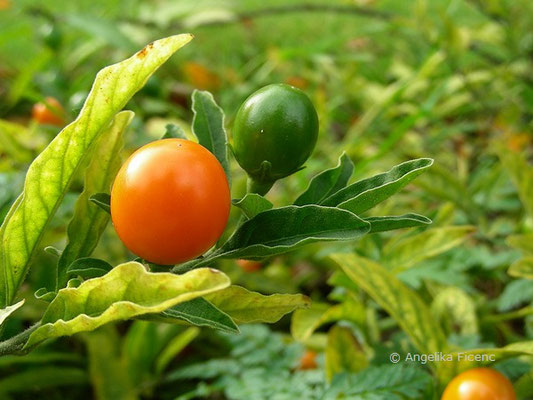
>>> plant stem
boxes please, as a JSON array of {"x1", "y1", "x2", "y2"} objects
[
  {"x1": 246, "y1": 178, "x2": 274, "y2": 196},
  {"x1": 0, "y1": 322, "x2": 41, "y2": 356},
  {"x1": 483, "y1": 306, "x2": 533, "y2": 323}
]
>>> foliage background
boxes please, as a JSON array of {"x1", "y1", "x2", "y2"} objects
[{"x1": 0, "y1": 0, "x2": 532, "y2": 399}]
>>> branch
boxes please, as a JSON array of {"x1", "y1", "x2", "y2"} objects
[
  {"x1": 116, "y1": 4, "x2": 393, "y2": 30},
  {"x1": 0, "y1": 322, "x2": 40, "y2": 356},
  {"x1": 205, "y1": 4, "x2": 394, "y2": 27}
]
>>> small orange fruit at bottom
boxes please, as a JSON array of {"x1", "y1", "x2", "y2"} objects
[{"x1": 441, "y1": 368, "x2": 515, "y2": 400}]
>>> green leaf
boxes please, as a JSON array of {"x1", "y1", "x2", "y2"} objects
[
  {"x1": 497, "y1": 280, "x2": 533, "y2": 311},
  {"x1": 383, "y1": 225, "x2": 475, "y2": 272},
  {"x1": 291, "y1": 301, "x2": 365, "y2": 342},
  {"x1": 0, "y1": 366, "x2": 88, "y2": 395},
  {"x1": 496, "y1": 144, "x2": 533, "y2": 218},
  {"x1": 324, "y1": 365, "x2": 433, "y2": 400},
  {"x1": 0, "y1": 34, "x2": 193, "y2": 308},
  {"x1": 321, "y1": 158, "x2": 433, "y2": 214},
  {"x1": 508, "y1": 234, "x2": 533, "y2": 255},
  {"x1": 205, "y1": 285, "x2": 311, "y2": 323},
  {"x1": 365, "y1": 214, "x2": 432, "y2": 233},
  {"x1": 34, "y1": 288, "x2": 56, "y2": 302},
  {"x1": 417, "y1": 164, "x2": 479, "y2": 220},
  {"x1": 66, "y1": 257, "x2": 113, "y2": 280},
  {"x1": 0, "y1": 299, "x2": 24, "y2": 328},
  {"x1": 121, "y1": 321, "x2": 183, "y2": 385},
  {"x1": 452, "y1": 341, "x2": 533, "y2": 365},
  {"x1": 56, "y1": 111, "x2": 132, "y2": 289},
  {"x1": 160, "y1": 297, "x2": 239, "y2": 333},
  {"x1": 0, "y1": 119, "x2": 34, "y2": 163},
  {"x1": 174, "y1": 206, "x2": 370, "y2": 272},
  {"x1": 431, "y1": 287, "x2": 478, "y2": 335},
  {"x1": 44, "y1": 246, "x2": 62, "y2": 258},
  {"x1": 84, "y1": 326, "x2": 137, "y2": 400},
  {"x1": 515, "y1": 368, "x2": 533, "y2": 400},
  {"x1": 24, "y1": 262, "x2": 229, "y2": 350},
  {"x1": 191, "y1": 90, "x2": 231, "y2": 185},
  {"x1": 0, "y1": 352, "x2": 83, "y2": 369},
  {"x1": 294, "y1": 152, "x2": 354, "y2": 206},
  {"x1": 232, "y1": 193, "x2": 273, "y2": 219},
  {"x1": 325, "y1": 325, "x2": 368, "y2": 382},
  {"x1": 89, "y1": 193, "x2": 111, "y2": 214},
  {"x1": 177, "y1": 206, "x2": 370, "y2": 271},
  {"x1": 330, "y1": 254, "x2": 448, "y2": 365},
  {"x1": 509, "y1": 257, "x2": 533, "y2": 279},
  {"x1": 64, "y1": 13, "x2": 137, "y2": 51},
  {"x1": 155, "y1": 327, "x2": 200, "y2": 374},
  {"x1": 162, "y1": 123, "x2": 187, "y2": 139}
]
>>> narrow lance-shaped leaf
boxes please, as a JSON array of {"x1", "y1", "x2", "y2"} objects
[
  {"x1": 325, "y1": 325, "x2": 368, "y2": 382},
  {"x1": 383, "y1": 225, "x2": 474, "y2": 272},
  {"x1": 159, "y1": 297, "x2": 239, "y2": 333},
  {"x1": 291, "y1": 301, "x2": 365, "y2": 342},
  {"x1": 162, "y1": 123, "x2": 187, "y2": 140},
  {"x1": 56, "y1": 111, "x2": 133, "y2": 289},
  {"x1": 89, "y1": 193, "x2": 111, "y2": 214},
  {"x1": 191, "y1": 90, "x2": 231, "y2": 185},
  {"x1": 0, "y1": 367, "x2": 88, "y2": 396},
  {"x1": 0, "y1": 119, "x2": 33, "y2": 163},
  {"x1": 232, "y1": 193, "x2": 273, "y2": 219},
  {"x1": 0, "y1": 352, "x2": 83, "y2": 368},
  {"x1": 496, "y1": 144, "x2": 533, "y2": 218},
  {"x1": 508, "y1": 257, "x2": 533, "y2": 280},
  {"x1": 66, "y1": 257, "x2": 113, "y2": 280},
  {"x1": 451, "y1": 341, "x2": 533, "y2": 365},
  {"x1": 205, "y1": 285, "x2": 311, "y2": 323},
  {"x1": 330, "y1": 253, "x2": 449, "y2": 367},
  {"x1": 431, "y1": 287, "x2": 478, "y2": 336},
  {"x1": 322, "y1": 158, "x2": 433, "y2": 214},
  {"x1": 174, "y1": 205, "x2": 370, "y2": 271},
  {"x1": 155, "y1": 327, "x2": 200, "y2": 374},
  {"x1": 365, "y1": 213, "x2": 431, "y2": 233},
  {"x1": 218, "y1": 206, "x2": 370, "y2": 259},
  {"x1": 294, "y1": 152, "x2": 354, "y2": 206},
  {"x1": 0, "y1": 299, "x2": 24, "y2": 328},
  {"x1": 0, "y1": 34, "x2": 193, "y2": 308},
  {"x1": 83, "y1": 326, "x2": 136, "y2": 400},
  {"x1": 507, "y1": 234, "x2": 533, "y2": 254},
  {"x1": 24, "y1": 262, "x2": 229, "y2": 350}
]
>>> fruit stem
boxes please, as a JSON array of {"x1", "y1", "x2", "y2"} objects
[{"x1": 247, "y1": 178, "x2": 274, "y2": 196}]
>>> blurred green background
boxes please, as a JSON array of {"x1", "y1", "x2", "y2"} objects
[{"x1": 1, "y1": 0, "x2": 532, "y2": 399}]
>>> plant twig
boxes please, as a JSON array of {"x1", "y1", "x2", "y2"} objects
[
  {"x1": 203, "y1": 4, "x2": 394, "y2": 27},
  {"x1": 0, "y1": 322, "x2": 41, "y2": 356}
]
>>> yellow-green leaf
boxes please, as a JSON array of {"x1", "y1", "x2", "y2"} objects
[
  {"x1": 508, "y1": 234, "x2": 533, "y2": 255},
  {"x1": 0, "y1": 34, "x2": 193, "y2": 308},
  {"x1": 84, "y1": 326, "x2": 137, "y2": 400},
  {"x1": 0, "y1": 299, "x2": 24, "y2": 328},
  {"x1": 24, "y1": 262, "x2": 229, "y2": 349},
  {"x1": 325, "y1": 325, "x2": 368, "y2": 382},
  {"x1": 57, "y1": 111, "x2": 133, "y2": 289},
  {"x1": 291, "y1": 301, "x2": 365, "y2": 342},
  {"x1": 431, "y1": 287, "x2": 478, "y2": 335},
  {"x1": 508, "y1": 257, "x2": 533, "y2": 279},
  {"x1": 205, "y1": 285, "x2": 310, "y2": 323},
  {"x1": 155, "y1": 327, "x2": 200, "y2": 374},
  {"x1": 496, "y1": 144, "x2": 533, "y2": 218},
  {"x1": 330, "y1": 253, "x2": 448, "y2": 361},
  {"x1": 383, "y1": 226, "x2": 474, "y2": 272}
]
